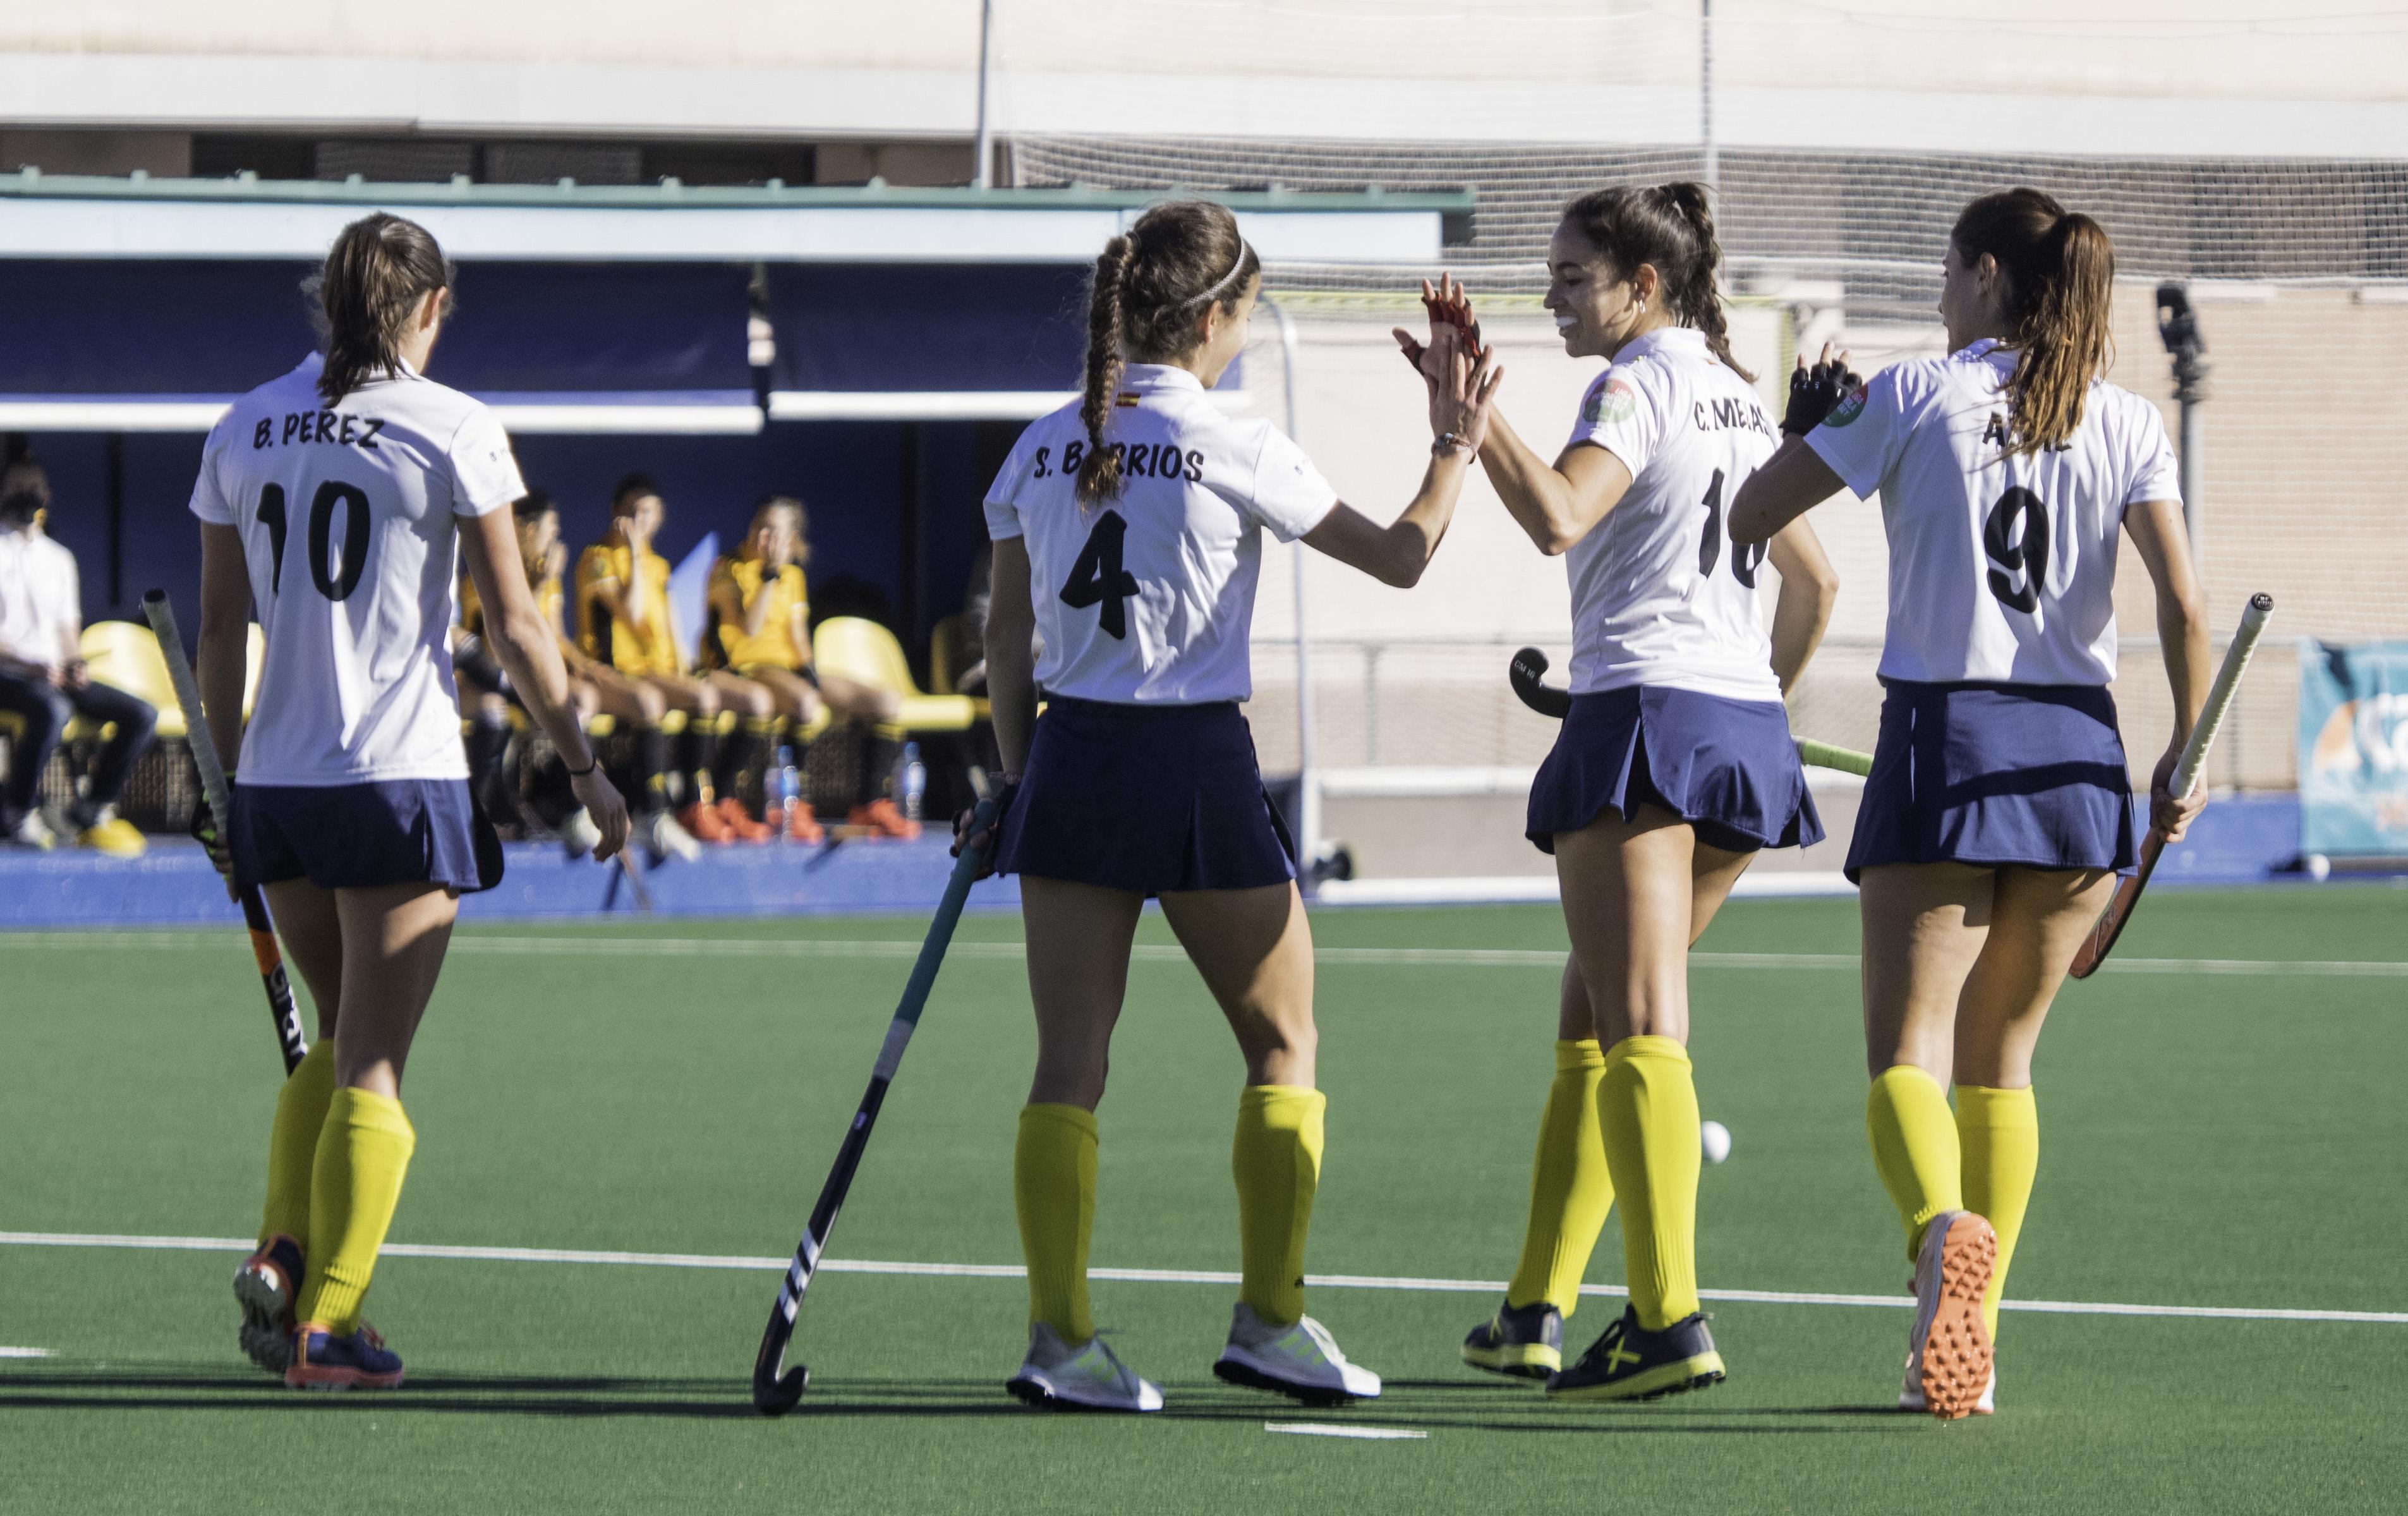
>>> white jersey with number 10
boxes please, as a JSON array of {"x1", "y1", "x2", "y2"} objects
[
  {"x1": 188, "y1": 352, "x2": 526, "y2": 785},
  {"x1": 1560, "y1": 326, "x2": 1784, "y2": 703},
  {"x1": 983, "y1": 363, "x2": 1338, "y2": 705},
  {"x1": 1804, "y1": 336, "x2": 2181, "y2": 687}
]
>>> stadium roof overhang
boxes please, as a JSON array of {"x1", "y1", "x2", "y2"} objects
[{"x1": 0, "y1": 173, "x2": 1470, "y2": 432}]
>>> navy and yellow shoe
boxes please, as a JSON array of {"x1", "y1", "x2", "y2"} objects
[
  {"x1": 232, "y1": 1234, "x2": 304, "y2": 1375},
  {"x1": 1544, "y1": 1305, "x2": 1726, "y2": 1402},
  {"x1": 1461, "y1": 1299, "x2": 1564, "y2": 1380},
  {"x1": 285, "y1": 1323, "x2": 405, "y2": 1392}
]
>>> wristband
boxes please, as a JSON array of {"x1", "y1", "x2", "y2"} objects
[
  {"x1": 565, "y1": 753, "x2": 598, "y2": 779},
  {"x1": 1432, "y1": 431, "x2": 1470, "y2": 458}
]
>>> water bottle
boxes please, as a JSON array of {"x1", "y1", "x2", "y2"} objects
[
  {"x1": 899, "y1": 741, "x2": 926, "y2": 823},
  {"x1": 773, "y1": 744, "x2": 799, "y2": 832}
]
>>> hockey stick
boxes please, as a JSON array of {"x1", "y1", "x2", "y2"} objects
[
  {"x1": 2069, "y1": 592, "x2": 2274, "y2": 979},
  {"x1": 142, "y1": 591, "x2": 309, "y2": 1075},
  {"x1": 1508, "y1": 646, "x2": 1873, "y2": 776},
  {"x1": 751, "y1": 792, "x2": 1001, "y2": 1416}
]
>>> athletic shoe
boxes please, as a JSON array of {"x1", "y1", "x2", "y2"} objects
[
  {"x1": 1901, "y1": 1364, "x2": 1996, "y2": 1416},
  {"x1": 558, "y1": 806, "x2": 603, "y2": 860},
  {"x1": 1212, "y1": 1302, "x2": 1381, "y2": 1404},
  {"x1": 639, "y1": 810, "x2": 703, "y2": 863},
  {"x1": 716, "y1": 796, "x2": 773, "y2": 844},
  {"x1": 848, "y1": 797, "x2": 921, "y2": 840},
  {"x1": 285, "y1": 1323, "x2": 404, "y2": 1391},
  {"x1": 778, "y1": 801, "x2": 825, "y2": 844},
  {"x1": 679, "y1": 801, "x2": 735, "y2": 845},
  {"x1": 1461, "y1": 1299, "x2": 1564, "y2": 1379},
  {"x1": 1904, "y1": 1210, "x2": 1997, "y2": 1420},
  {"x1": 4, "y1": 811, "x2": 56, "y2": 851},
  {"x1": 1545, "y1": 1305, "x2": 1726, "y2": 1402},
  {"x1": 1004, "y1": 1323, "x2": 1164, "y2": 1413},
  {"x1": 232, "y1": 1234, "x2": 305, "y2": 1375},
  {"x1": 74, "y1": 811, "x2": 147, "y2": 858}
]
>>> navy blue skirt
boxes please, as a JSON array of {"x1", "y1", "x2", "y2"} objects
[
  {"x1": 1527, "y1": 685, "x2": 1824, "y2": 855},
  {"x1": 233, "y1": 779, "x2": 504, "y2": 894},
  {"x1": 1843, "y1": 680, "x2": 2138, "y2": 883},
  {"x1": 995, "y1": 697, "x2": 1295, "y2": 896}
]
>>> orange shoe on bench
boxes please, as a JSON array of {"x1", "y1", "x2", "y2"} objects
[
  {"x1": 716, "y1": 796, "x2": 773, "y2": 844},
  {"x1": 678, "y1": 801, "x2": 735, "y2": 845},
  {"x1": 782, "y1": 801, "x2": 825, "y2": 844},
  {"x1": 848, "y1": 797, "x2": 922, "y2": 840}
]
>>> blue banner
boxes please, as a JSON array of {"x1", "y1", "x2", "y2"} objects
[{"x1": 2299, "y1": 641, "x2": 2408, "y2": 856}]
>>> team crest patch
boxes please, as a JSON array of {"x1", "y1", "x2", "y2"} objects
[
  {"x1": 1583, "y1": 379, "x2": 1638, "y2": 426},
  {"x1": 1824, "y1": 382, "x2": 1869, "y2": 427}
]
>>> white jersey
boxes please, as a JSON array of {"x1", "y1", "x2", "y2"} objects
[
  {"x1": 1805, "y1": 337, "x2": 2180, "y2": 687},
  {"x1": 1561, "y1": 327, "x2": 1784, "y2": 703},
  {"x1": 983, "y1": 363, "x2": 1337, "y2": 705},
  {"x1": 188, "y1": 353, "x2": 524, "y2": 785}
]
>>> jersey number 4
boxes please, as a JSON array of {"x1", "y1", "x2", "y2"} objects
[
  {"x1": 1983, "y1": 486, "x2": 2051, "y2": 614},
  {"x1": 1060, "y1": 509, "x2": 1140, "y2": 639},
  {"x1": 1695, "y1": 469, "x2": 1766, "y2": 588},
  {"x1": 258, "y1": 480, "x2": 372, "y2": 602}
]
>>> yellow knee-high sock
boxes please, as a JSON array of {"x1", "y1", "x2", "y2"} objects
[
  {"x1": 1232, "y1": 1085, "x2": 1325, "y2": 1328},
  {"x1": 1956, "y1": 1084, "x2": 2038, "y2": 1341},
  {"x1": 1597, "y1": 1036, "x2": 1702, "y2": 1330},
  {"x1": 1014, "y1": 1104, "x2": 1098, "y2": 1344},
  {"x1": 258, "y1": 1040, "x2": 337, "y2": 1246},
  {"x1": 295, "y1": 1088, "x2": 416, "y2": 1335},
  {"x1": 1504, "y1": 1040, "x2": 1614, "y2": 1314},
  {"x1": 1867, "y1": 1064, "x2": 1963, "y2": 1262}
]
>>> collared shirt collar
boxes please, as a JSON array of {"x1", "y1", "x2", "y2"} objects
[
  {"x1": 1956, "y1": 336, "x2": 2011, "y2": 367},
  {"x1": 1614, "y1": 326, "x2": 1709, "y2": 365},
  {"x1": 1118, "y1": 363, "x2": 1205, "y2": 394}
]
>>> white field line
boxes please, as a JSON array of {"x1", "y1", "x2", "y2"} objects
[
  {"x1": 2, "y1": 931, "x2": 2404, "y2": 978},
  {"x1": 3, "y1": 1231, "x2": 2401, "y2": 1326},
  {"x1": 1267, "y1": 1422, "x2": 1427, "y2": 1440},
  {"x1": 0, "y1": 1347, "x2": 51, "y2": 1359}
]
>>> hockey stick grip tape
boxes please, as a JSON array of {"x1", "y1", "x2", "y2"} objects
[
  {"x1": 2171, "y1": 593, "x2": 2273, "y2": 799},
  {"x1": 1795, "y1": 739, "x2": 1873, "y2": 778}
]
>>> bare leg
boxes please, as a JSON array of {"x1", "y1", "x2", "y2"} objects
[
  {"x1": 1156, "y1": 882, "x2": 1318, "y2": 1089},
  {"x1": 330, "y1": 883, "x2": 460, "y2": 1096},
  {"x1": 1953, "y1": 868, "x2": 2114, "y2": 1088},
  {"x1": 265, "y1": 878, "x2": 345, "y2": 1042},
  {"x1": 1020, "y1": 877, "x2": 1144, "y2": 1110},
  {"x1": 1859, "y1": 863, "x2": 1994, "y2": 1084}
]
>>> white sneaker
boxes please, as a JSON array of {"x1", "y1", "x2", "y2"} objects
[
  {"x1": 1213, "y1": 1301, "x2": 1381, "y2": 1404},
  {"x1": 1903, "y1": 1210, "x2": 1997, "y2": 1420},
  {"x1": 6, "y1": 811, "x2": 56, "y2": 851},
  {"x1": 640, "y1": 810, "x2": 701, "y2": 863},
  {"x1": 1005, "y1": 1323, "x2": 1163, "y2": 1413},
  {"x1": 1899, "y1": 1362, "x2": 1995, "y2": 1415},
  {"x1": 558, "y1": 807, "x2": 603, "y2": 860}
]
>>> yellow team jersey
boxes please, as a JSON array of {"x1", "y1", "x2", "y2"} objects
[
  {"x1": 460, "y1": 571, "x2": 566, "y2": 644},
  {"x1": 711, "y1": 555, "x2": 811, "y2": 671},
  {"x1": 576, "y1": 542, "x2": 680, "y2": 676}
]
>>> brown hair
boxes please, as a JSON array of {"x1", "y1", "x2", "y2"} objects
[
  {"x1": 1077, "y1": 200, "x2": 1259, "y2": 503},
  {"x1": 313, "y1": 213, "x2": 453, "y2": 404},
  {"x1": 610, "y1": 473, "x2": 662, "y2": 516},
  {"x1": 752, "y1": 493, "x2": 811, "y2": 567},
  {"x1": 1560, "y1": 182, "x2": 1751, "y2": 381},
  {"x1": 1951, "y1": 187, "x2": 2115, "y2": 455}
]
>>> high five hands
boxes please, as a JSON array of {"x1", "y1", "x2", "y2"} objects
[
  {"x1": 1781, "y1": 341, "x2": 1861, "y2": 437},
  {"x1": 1393, "y1": 274, "x2": 1485, "y2": 384},
  {"x1": 1424, "y1": 320, "x2": 1504, "y2": 454}
]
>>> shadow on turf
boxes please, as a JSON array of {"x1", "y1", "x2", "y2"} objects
[{"x1": 0, "y1": 1366, "x2": 1909, "y2": 1429}]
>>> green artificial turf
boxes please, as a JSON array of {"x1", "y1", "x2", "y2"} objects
[{"x1": 3, "y1": 888, "x2": 2405, "y2": 1513}]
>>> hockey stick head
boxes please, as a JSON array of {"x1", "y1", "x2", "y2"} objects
[
  {"x1": 1508, "y1": 646, "x2": 1571, "y2": 719},
  {"x1": 753, "y1": 1311, "x2": 809, "y2": 1416}
]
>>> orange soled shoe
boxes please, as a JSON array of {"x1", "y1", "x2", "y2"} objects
[
  {"x1": 784, "y1": 801, "x2": 825, "y2": 844},
  {"x1": 285, "y1": 1322, "x2": 405, "y2": 1392},
  {"x1": 232, "y1": 1234, "x2": 305, "y2": 1375},
  {"x1": 677, "y1": 800, "x2": 735, "y2": 845},
  {"x1": 1904, "y1": 1210, "x2": 1997, "y2": 1420},
  {"x1": 849, "y1": 797, "x2": 922, "y2": 841},
  {"x1": 716, "y1": 796, "x2": 773, "y2": 844}
]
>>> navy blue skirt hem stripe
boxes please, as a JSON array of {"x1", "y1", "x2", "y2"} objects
[{"x1": 233, "y1": 779, "x2": 504, "y2": 894}]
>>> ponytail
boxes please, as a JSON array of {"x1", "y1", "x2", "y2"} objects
[
  {"x1": 1077, "y1": 236, "x2": 1135, "y2": 505},
  {"x1": 1951, "y1": 188, "x2": 2115, "y2": 455},
  {"x1": 1074, "y1": 200, "x2": 1260, "y2": 507},
  {"x1": 311, "y1": 212, "x2": 452, "y2": 405},
  {"x1": 1560, "y1": 181, "x2": 1750, "y2": 380}
]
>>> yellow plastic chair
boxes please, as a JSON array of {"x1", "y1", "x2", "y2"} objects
[
  {"x1": 74, "y1": 621, "x2": 188, "y2": 740},
  {"x1": 926, "y1": 612, "x2": 994, "y2": 720},
  {"x1": 811, "y1": 617, "x2": 977, "y2": 734}
]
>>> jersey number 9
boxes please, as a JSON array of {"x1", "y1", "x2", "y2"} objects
[
  {"x1": 1060, "y1": 509, "x2": 1140, "y2": 640},
  {"x1": 258, "y1": 480, "x2": 373, "y2": 603},
  {"x1": 1982, "y1": 486, "x2": 2051, "y2": 614}
]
